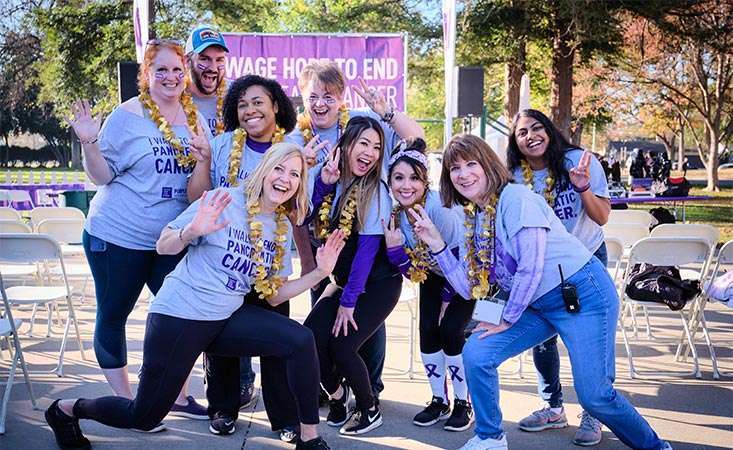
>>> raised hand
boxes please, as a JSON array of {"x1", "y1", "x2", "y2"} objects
[
  {"x1": 315, "y1": 229, "x2": 346, "y2": 275},
  {"x1": 353, "y1": 77, "x2": 388, "y2": 117},
  {"x1": 188, "y1": 190, "x2": 232, "y2": 239},
  {"x1": 569, "y1": 150, "x2": 593, "y2": 190},
  {"x1": 65, "y1": 99, "x2": 102, "y2": 143},
  {"x1": 189, "y1": 124, "x2": 212, "y2": 163},
  {"x1": 407, "y1": 205, "x2": 445, "y2": 252},
  {"x1": 381, "y1": 216, "x2": 404, "y2": 248},
  {"x1": 303, "y1": 135, "x2": 330, "y2": 168},
  {"x1": 320, "y1": 147, "x2": 341, "y2": 184}
]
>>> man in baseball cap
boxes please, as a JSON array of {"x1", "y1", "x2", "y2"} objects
[{"x1": 185, "y1": 26, "x2": 229, "y2": 135}]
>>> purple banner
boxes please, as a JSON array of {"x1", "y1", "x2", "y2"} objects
[{"x1": 222, "y1": 33, "x2": 406, "y2": 111}]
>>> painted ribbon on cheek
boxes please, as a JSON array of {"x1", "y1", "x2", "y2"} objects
[
  {"x1": 196, "y1": 63, "x2": 208, "y2": 71},
  {"x1": 154, "y1": 72, "x2": 166, "y2": 80},
  {"x1": 217, "y1": 64, "x2": 225, "y2": 72},
  {"x1": 176, "y1": 72, "x2": 185, "y2": 81}
]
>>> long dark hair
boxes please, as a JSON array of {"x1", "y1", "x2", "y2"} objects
[
  {"x1": 387, "y1": 138, "x2": 429, "y2": 187},
  {"x1": 222, "y1": 75, "x2": 297, "y2": 133},
  {"x1": 506, "y1": 109, "x2": 575, "y2": 190}
]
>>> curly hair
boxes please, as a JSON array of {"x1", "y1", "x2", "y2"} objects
[
  {"x1": 222, "y1": 75, "x2": 297, "y2": 133},
  {"x1": 506, "y1": 109, "x2": 575, "y2": 190}
]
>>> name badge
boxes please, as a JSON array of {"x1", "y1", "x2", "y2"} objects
[{"x1": 472, "y1": 289, "x2": 508, "y2": 325}]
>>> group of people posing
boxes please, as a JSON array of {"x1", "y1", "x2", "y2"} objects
[{"x1": 44, "y1": 26, "x2": 673, "y2": 450}]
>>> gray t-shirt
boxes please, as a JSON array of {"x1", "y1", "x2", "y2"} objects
[
  {"x1": 191, "y1": 93, "x2": 220, "y2": 136},
  {"x1": 149, "y1": 187, "x2": 294, "y2": 321},
  {"x1": 397, "y1": 190, "x2": 462, "y2": 275},
  {"x1": 286, "y1": 108, "x2": 399, "y2": 179},
  {"x1": 85, "y1": 106, "x2": 208, "y2": 250},
  {"x1": 512, "y1": 148, "x2": 609, "y2": 253},
  {"x1": 209, "y1": 131, "x2": 269, "y2": 188}
]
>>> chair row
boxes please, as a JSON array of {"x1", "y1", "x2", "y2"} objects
[{"x1": 0, "y1": 206, "x2": 85, "y2": 226}]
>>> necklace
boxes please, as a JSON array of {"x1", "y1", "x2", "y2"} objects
[
  {"x1": 226, "y1": 126, "x2": 286, "y2": 186},
  {"x1": 214, "y1": 81, "x2": 226, "y2": 135},
  {"x1": 247, "y1": 201, "x2": 289, "y2": 299},
  {"x1": 393, "y1": 199, "x2": 430, "y2": 283},
  {"x1": 139, "y1": 89, "x2": 199, "y2": 168},
  {"x1": 521, "y1": 160, "x2": 555, "y2": 206},
  {"x1": 317, "y1": 186, "x2": 359, "y2": 239},
  {"x1": 297, "y1": 105, "x2": 349, "y2": 148},
  {"x1": 464, "y1": 198, "x2": 498, "y2": 299}
]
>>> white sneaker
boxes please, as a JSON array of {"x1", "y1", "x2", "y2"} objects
[
  {"x1": 457, "y1": 434, "x2": 508, "y2": 450},
  {"x1": 661, "y1": 443, "x2": 673, "y2": 450}
]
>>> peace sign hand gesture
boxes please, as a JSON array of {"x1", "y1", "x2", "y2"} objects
[
  {"x1": 569, "y1": 150, "x2": 593, "y2": 191},
  {"x1": 189, "y1": 124, "x2": 212, "y2": 163},
  {"x1": 188, "y1": 190, "x2": 232, "y2": 239},
  {"x1": 407, "y1": 205, "x2": 446, "y2": 253},
  {"x1": 381, "y1": 215, "x2": 405, "y2": 248},
  {"x1": 320, "y1": 147, "x2": 341, "y2": 185},
  {"x1": 303, "y1": 135, "x2": 329, "y2": 168},
  {"x1": 65, "y1": 99, "x2": 102, "y2": 143},
  {"x1": 353, "y1": 77, "x2": 388, "y2": 117}
]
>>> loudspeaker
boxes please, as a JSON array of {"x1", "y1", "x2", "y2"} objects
[
  {"x1": 118, "y1": 61, "x2": 140, "y2": 103},
  {"x1": 456, "y1": 67, "x2": 484, "y2": 117}
]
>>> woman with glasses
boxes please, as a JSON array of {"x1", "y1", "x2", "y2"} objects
[{"x1": 64, "y1": 40, "x2": 212, "y2": 426}]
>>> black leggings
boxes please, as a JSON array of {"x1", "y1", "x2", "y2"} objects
[
  {"x1": 419, "y1": 272, "x2": 475, "y2": 356},
  {"x1": 304, "y1": 275, "x2": 402, "y2": 411},
  {"x1": 73, "y1": 302, "x2": 320, "y2": 430}
]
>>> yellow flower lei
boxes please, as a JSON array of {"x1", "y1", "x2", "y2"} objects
[
  {"x1": 317, "y1": 187, "x2": 358, "y2": 239},
  {"x1": 392, "y1": 200, "x2": 430, "y2": 284},
  {"x1": 214, "y1": 81, "x2": 226, "y2": 136},
  {"x1": 521, "y1": 159, "x2": 555, "y2": 206},
  {"x1": 247, "y1": 201, "x2": 289, "y2": 300},
  {"x1": 297, "y1": 104, "x2": 350, "y2": 144},
  {"x1": 139, "y1": 88, "x2": 199, "y2": 168},
  {"x1": 464, "y1": 198, "x2": 498, "y2": 299},
  {"x1": 226, "y1": 126, "x2": 286, "y2": 186}
]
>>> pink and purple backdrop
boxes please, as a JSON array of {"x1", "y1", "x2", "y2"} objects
[{"x1": 222, "y1": 33, "x2": 407, "y2": 111}]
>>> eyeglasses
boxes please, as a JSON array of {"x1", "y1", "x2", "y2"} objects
[{"x1": 306, "y1": 95, "x2": 338, "y2": 105}]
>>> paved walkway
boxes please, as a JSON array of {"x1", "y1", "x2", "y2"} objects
[{"x1": 2, "y1": 258, "x2": 732, "y2": 449}]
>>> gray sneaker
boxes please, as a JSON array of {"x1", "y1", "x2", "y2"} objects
[
  {"x1": 518, "y1": 406, "x2": 568, "y2": 432},
  {"x1": 573, "y1": 411, "x2": 602, "y2": 446}
]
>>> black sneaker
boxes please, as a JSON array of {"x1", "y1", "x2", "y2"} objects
[
  {"x1": 318, "y1": 387, "x2": 330, "y2": 408},
  {"x1": 209, "y1": 411, "x2": 236, "y2": 435},
  {"x1": 45, "y1": 399, "x2": 91, "y2": 450},
  {"x1": 444, "y1": 398, "x2": 474, "y2": 432},
  {"x1": 339, "y1": 406, "x2": 383, "y2": 435},
  {"x1": 326, "y1": 384, "x2": 351, "y2": 427},
  {"x1": 279, "y1": 426, "x2": 300, "y2": 443},
  {"x1": 295, "y1": 436, "x2": 331, "y2": 450},
  {"x1": 413, "y1": 396, "x2": 451, "y2": 427},
  {"x1": 240, "y1": 383, "x2": 257, "y2": 410}
]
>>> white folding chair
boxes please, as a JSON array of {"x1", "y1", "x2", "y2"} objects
[
  {"x1": 0, "y1": 222, "x2": 38, "y2": 282},
  {"x1": 650, "y1": 223, "x2": 720, "y2": 249},
  {"x1": 602, "y1": 222, "x2": 650, "y2": 252},
  {"x1": 0, "y1": 234, "x2": 86, "y2": 376},
  {"x1": 36, "y1": 219, "x2": 91, "y2": 301},
  {"x1": 618, "y1": 237, "x2": 713, "y2": 379},
  {"x1": 0, "y1": 273, "x2": 39, "y2": 434},
  {"x1": 0, "y1": 208, "x2": 22, "y2": 221},
  {"x1": 0, "y1": 191, "x2": 11, "y2": 207},
  {"x1": 29, "y1": 207, "x2": 85, "y2": 229},
  {"x1": 6, "y1": 190, "x2": 33, "y2": 209},
  {"x1": 604, "y1": 237, "x2": 624, "y2": 284},
  {"x1": 608, "y1": 209, "x2": 655, "y2": 228},
  {"x1": 384, "y1": 279, "x2": 419, "y2": 379}
]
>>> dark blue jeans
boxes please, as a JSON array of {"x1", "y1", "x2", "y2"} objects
[
  {"x1": 532, "y1": 242, "x2": 608, "y2": 408},
  {"x1": 83, "y1": 231, "x2": 184, "y2": 369}
]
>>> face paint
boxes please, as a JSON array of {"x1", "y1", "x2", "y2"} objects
[
  {"x1": 176, "y1": 72, "x2": 185, "y2": 81},
  {"x1": 217, "y1": 64, "x2": 225, "y2": 71},
  {"x1": 154, "y1": 72, "x2": 166, "y2": 80},
  {"x1": 196, "y1": 63, "x2": 208, "y2": 71}
]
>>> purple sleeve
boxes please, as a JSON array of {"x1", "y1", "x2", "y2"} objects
[
  {"x1": 387, "y1": 245, "x2": 412, "y2": 278},
  {"x1": 340, "y1": 235, "x2": 382, "y2": 307},
  {"x1": 440, "y1": 282, "x2": 456, "y2": 303},
  {"x1": 502, "y1": 227, "x2": 546, "y2": 324},
  {"x1": 307, "y1": 173, "x2": 336, "y2": 224},
  {"x1": 432, "y1": 246, "x2": 472, "y2": 300}
]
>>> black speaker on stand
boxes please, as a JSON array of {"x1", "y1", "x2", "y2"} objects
[
  {"x1": 456, "y1": 67, "x2": 484, "y2": 132},
  {"x1": 118, "y1": 61, "x2": 140, "y2": 104}
]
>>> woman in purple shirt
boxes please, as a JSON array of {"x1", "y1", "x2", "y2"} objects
[{"x1": 304, "y1": 116, "x2": 401, "y2": 437}]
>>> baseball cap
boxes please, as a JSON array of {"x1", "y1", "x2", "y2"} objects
[{"x1": 185, "y1": 26, "x2": 229, "y2": 54}]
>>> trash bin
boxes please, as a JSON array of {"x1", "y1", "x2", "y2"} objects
[{"x1": 61, "y1": 190, "x2": 96, "y2": 216}]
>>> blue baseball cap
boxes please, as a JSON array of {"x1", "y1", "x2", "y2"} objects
[{"x1": 185, "y1": 26, "x2": 229, "y2": 54}]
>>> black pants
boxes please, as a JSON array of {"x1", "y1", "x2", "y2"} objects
[
  {"x1": 419, "y1": 272, "x2": 475, "y2": 356},
  {"x1": 74, "y1": 301, "x2": 320, "y2": 430},
  {"x1": 206, "y1": 295, "x2": 299, "y2": 430},
  {"x1": 304, "y1": 275, "x2": 402, "y2": 411}
]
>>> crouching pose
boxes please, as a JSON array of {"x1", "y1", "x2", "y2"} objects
[{"x1": 45, "y1": 144, "x2": 344, "y2": 450}]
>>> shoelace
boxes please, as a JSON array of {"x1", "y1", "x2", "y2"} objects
[
  {"x1": 533, "y1": 407, "x2": 558, "y2": 420},
  {"x1": 578, "y1": 412, "x2": 601, "y2": 431}
]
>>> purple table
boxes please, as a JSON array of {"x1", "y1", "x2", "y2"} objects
[
  {"x1": 0, "y1": 183, "x2": 86, "y2": 210},
  {"x1": 610, "y1": 195, "x2": 715, "y2": 222}
]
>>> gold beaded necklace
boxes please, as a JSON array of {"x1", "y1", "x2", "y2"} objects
[
  {"x1": 226, "y1": 126, "x2": 286, "y2": 187},
  {"x1": 521, "y1": 159, "x2": 555, "y2": 206},
  {"x1": 464, "y1": 197, "x2": 498, "y2": 300},
  {"x1": 392, "y1": 198, "x2": 430, "y2": 284},
  {"x1": 317, "y1": 186, "x2": 359, "y2": 239},
  {"x1": 139, "y1": 89, "x2": 199, "y2": 168},
  {"x1": 214, "y1": 81, "x2": 226, "y2": 136},
  {"x1": 247, "y1": 201, "x2": 289, "y2": 299}
]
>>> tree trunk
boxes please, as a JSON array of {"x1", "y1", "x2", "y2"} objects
[
  {"x1": 71, "y1": 137, "x2": 82, "y2": 170},
  {"x1": 706, "y1": 132, "x2": 720, "y2": 191},
  {"x1": 550, "y1": 14, "x2": 574, "y2": 140},
  {"x1": 504, "y1": 39, "x2": 526, "y2": 124},
  {"x1": 677, "y1": 123, "x2": 685, "y2": 172}
]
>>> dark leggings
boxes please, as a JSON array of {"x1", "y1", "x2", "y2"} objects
[
  {"x1": 532, "y1": 242, "x2": 609, "y2": 407},
  {"x1": 73, "y1": 302, "x2": 320, "y2": 430},
  {"x1": 206, "y1": 296, "x2": 299, "y2": 430},
  {"x1": 82, "y1": 231, "x2": 184, "y2": 369},
  {"x1": 304, "y1": 275, "x2": 402, "y2": 411},
  {"x1": 419, "y1": 272, "x2": 475, "y2": 356}
]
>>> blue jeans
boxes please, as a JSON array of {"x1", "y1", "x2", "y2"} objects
[
  {"x1": 463, "y1": 258, "x2": 664, "y2": 450},
  {"x1": 533, "y1": 242, "x2": 608, "y2": 407}
]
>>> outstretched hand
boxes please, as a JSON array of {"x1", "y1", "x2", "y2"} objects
[
  {"x1": 65, "y1": 99, "x2": 102, "y2": 143},
  {"x1": 407, "y1": 205, "x2": 445, "y2": 252},
  {"x1": 353, "y1": 78, "x2": 388, "y2": 117},
  {"x1": 315, "y1": 229, "x2": 347, "y2": 275},
  {"x1": 188, "y1": 190, "x2": 232, "y2": 239}
]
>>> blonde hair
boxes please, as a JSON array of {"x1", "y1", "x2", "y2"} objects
[
  {"x1": 440, "y1": 134, "x2": 512, "y2": 207},
  {"x1": 137, "y1": 40, "x2": 189, "y2": 93},
  {"x1": 298, "y1": 61, "x2": 346, "y2": 97},
  {"x1": 244, "y1": 143, "x2": 310, "y2": 225}
]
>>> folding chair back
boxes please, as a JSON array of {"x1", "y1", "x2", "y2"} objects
[
  {"x1": 29, "y1": 207, "x2": 85, "y2": 229},
  {"x1": 36, "y1": 218, "x2": 84, "y2": 245},
  {"x1": 602, "y1": 222, "x2": 649, "y2": 248},
  {"x1": 609, "y1": 209, "x2": 654, "y2": 228},
  {"x1": 0, "y1": 233, "x2": 63, "y2": 266},
  {"x1": 0, "y1": 220, "x2": 32, "y2": 234},
  {"x1": 0, "y1": 207, "x2": 21, "y2": 221},
  {"x1": 627, "y1": 236, "x2": 711, "y2": 269},
  {"x1": 604, "y1": 236, "x2": 624, "y2": 283},
  {"x1": 650, "y1": 223, "x2": 720, "y2": 248}
]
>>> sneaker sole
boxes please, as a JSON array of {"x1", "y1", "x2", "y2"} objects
[
  {"x1": 131, "y1": 423, "x2": 167, "y2": 433},
  {"x1": 44, "y1": 408, "x2": 92, "y2": 450},
  {"x1": 339, "y1": 416, "x2": 383, "y2": 435},
  {"x1": 413, "y1": 411, "x2": 451, "y2": 427},
  {"x1": 518, "y1": 421, "x2": 569, "y2": 432},
  {"x1": 168, "y1": 410, "x2": 209, "y2": 420},
  {"x1": 326, "y1": 414, "x2": 351, "y2": 427},
  {"x1": 209, "y1": 424, "x2": 236, "y2": 435},
  {"x1": 573, "y1": 437, "x2": 602, "y2": 447},
  {"x1": 239, "y1": 394, "x2": 258, "y2": 410},
  {"x1": 444, "y1": 416, "x2": 475, "y2": 432}
]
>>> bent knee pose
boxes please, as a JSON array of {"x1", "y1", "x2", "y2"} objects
[
  {"x1": 507, "y1": 109, "x2": 611, "y2": 446},
  {"x1": 410, "y1": 134, "x2": 671, "y2": 450},
  {"x1": 383, "y1": 138, "x2": 474, "y2": 431},
  {"x1": 45, "y1": 145, "x2": 344, "y2": 450},
  {"x1": 65, "y1": 40, "x2": 214, "y2": 425},
  {"x1": 304, "y1": 116, "x2": 402, "y2": 436}
]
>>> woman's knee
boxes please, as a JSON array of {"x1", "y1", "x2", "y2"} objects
[
  {"x1": 462, "y1": 336, "x2": 498, "y2": 372},
  {"x1": 439, "y1": 322, "x2": 466, "y2": 355},
  {"x1": 289, "y1": 325, "x2": 316, "y2": 355},
  {"x1": 576, "y1": 382, "x2": 616, "y2": 415}
]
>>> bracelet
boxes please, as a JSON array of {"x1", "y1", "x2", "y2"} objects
[
  {"x1": 429, "y1": 243, "x2": 448, "y2": 256},
  {"x1": 79, "y1": 136, "x2": 98, "y2": 145},
  {"x1": 381, "y1": 105, "x2": 395, "y2": 124},
  {"x1": 573, "y1": 183, "x2": 591, "y2": 193},
  {"x1": 178, "y1": 227, "x2": 188, "y2": 243}
]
